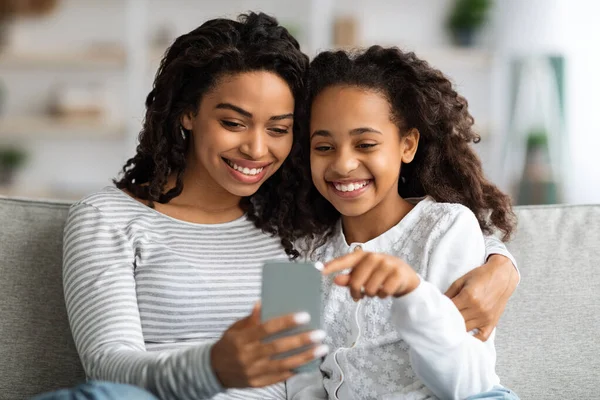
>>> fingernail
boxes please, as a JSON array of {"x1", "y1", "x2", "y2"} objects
[
  {"x1": 314, "y1": 262, "x2": 324, "y2": 271},
  {"x1": 314, "y1": 344, "x2": 329, "y2": 358},
  {"x1": 294, "y1": 312, "x2": 311, "y2": 324},
  {"x1": 309, "y1": 330, "x2": 326, "y2": 343}
]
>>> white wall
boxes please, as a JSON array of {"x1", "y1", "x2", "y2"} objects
[
  {"x1": 491, "y1": 0, "x2": 600, "y2": 203},
  {"x1": 333, "y1": 0, "x2": 455, "y2": 49}
]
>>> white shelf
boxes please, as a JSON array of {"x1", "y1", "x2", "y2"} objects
[
  {"x1": 0, "y1": 51, "x2": 127, "y2": 69},
  {"x1": 0, "y1": 116, "x2": 126, "y2": 139},
  {"x1": 417, "y1": 48, "x2": 495, "y2": 68},
  {"x1": 0, "y1": 47, "x2": 170, "y2": 70}
]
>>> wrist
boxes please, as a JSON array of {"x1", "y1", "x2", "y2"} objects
[
  {"x1": 489, "y1": 254, "x2": 519, "y2": 290},
  {"x1": 395, "y1": 271, "x2": 421, "y2": 297},
  {"x1": 209, "y1": 342, "x2": 227, "y2": 388}
]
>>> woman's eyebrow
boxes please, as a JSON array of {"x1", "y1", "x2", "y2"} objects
[
  {"x1": 216, "y1": 103, "x2": 293, "y2": 121},
  {"x1": 215, "y1": 103, "x2": 252, "y2": 118}
]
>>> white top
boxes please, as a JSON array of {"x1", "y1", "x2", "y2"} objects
[
  {"x1": 288, "y1": 197, "x2": 506, "y2": 400},
  {"x1": 63, "y1": 187, "x2": 287, "y2": 400}
]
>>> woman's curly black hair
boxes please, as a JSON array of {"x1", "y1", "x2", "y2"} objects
[
  {"x1": 114, "y1": 12, "x2": 312, "y2": 258},
  {"x1": 298, "y1": 46, "x2": 516, "y2": 246}
]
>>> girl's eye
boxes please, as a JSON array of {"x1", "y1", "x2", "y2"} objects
[
  {"x1": 221, "y1": 120, "x2": 243, "y2": 129},
  {"x1": 357, "y1": 143, "x2": 377, "y2": 149},
  {"x1": 314, "y1": 145, "x2": 333, "y2": 152}
]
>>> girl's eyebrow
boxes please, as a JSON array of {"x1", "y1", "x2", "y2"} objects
[
  {"x1": 310, "y1": 127, "x2": 382, "y2": 139},
  {"x1": 349, "y1": 127, "x2": 382, "y2": 135},
  {"x1": 311, "y1": 129, "x2": 331, "y2": 139}
]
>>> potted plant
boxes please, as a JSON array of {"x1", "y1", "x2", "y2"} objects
[
  {"x1": 517, "y1": 128, "x2": 560, "y2": 205},
  {"x1": 447, "y1": 0, "x2": 493, "y2": 47},
  {"x1": 0, "y1": 146, "x2": 27, "y2": 185}
]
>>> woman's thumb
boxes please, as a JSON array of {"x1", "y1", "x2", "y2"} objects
[{"x1": 250, "y1": 301, "x2": 261, "y2": 323}]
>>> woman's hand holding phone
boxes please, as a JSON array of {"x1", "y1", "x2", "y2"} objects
[{"x1": 210, "y1": 303, "x2": 328, "y2": 389}]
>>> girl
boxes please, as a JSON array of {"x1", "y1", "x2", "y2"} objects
[{"x1": 289, "y1": 46, "x2": 519, "y2": 399}]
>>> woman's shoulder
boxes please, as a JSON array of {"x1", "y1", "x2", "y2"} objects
[
  {"x1": 74, "y1": 186, "x2": 132, "y2": 208},
  {"x1": 67, "y1": 186, "x2": 150, "y2": 227}
]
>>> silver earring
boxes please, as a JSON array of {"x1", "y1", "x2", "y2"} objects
[{"x1": 180, "y1": 126, "x2": 187, "y2": 140}]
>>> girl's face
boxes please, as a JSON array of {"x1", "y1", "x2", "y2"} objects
[
  {"x1": 310, "y1": 85, "x2": 418, "y2": 218},
  {"x1": 182, "y1": 71, "x2": 295, "y2": 198}
]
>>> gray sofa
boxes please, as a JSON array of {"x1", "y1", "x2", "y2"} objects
[{"x1": 0, "y1": 196, "x2": 598, "y2": 400}]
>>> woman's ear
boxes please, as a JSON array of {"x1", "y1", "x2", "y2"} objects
[
  {"x1": 180, "y1": 111, "x2": 194, "y2": 131},
  {"x1": 401, "y1": 128, "x2": 420, "y2": 163}
]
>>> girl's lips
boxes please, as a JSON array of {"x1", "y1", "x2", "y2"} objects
[{"x1": 328, "y1": 180, "x2": 373, "y2": 199}]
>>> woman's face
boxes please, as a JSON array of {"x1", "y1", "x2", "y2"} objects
[{"x1": 182, "y1": 71, "x2": 295, "y2": 198}]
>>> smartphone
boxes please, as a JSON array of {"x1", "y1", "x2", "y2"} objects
[{"x1": 261, "y1": 260, "x2": 323, "y2": 373}]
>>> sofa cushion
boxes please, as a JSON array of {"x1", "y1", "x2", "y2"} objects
[
  {"x1": 0, "y1": 197, "x2": 85, "y2": 399},
  {"x1": 1, "y1": 195, "x2": 599, "y2": 399},
  {"x1": 498, "y1": 204, "x2": 600, "y2": 398}
]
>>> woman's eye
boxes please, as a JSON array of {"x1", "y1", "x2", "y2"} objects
[
  {"x1": 269, "y1": 128, "x2": 290, "y2": 134},
  {"x1": 221, "y1": 120, "x2": 243, "y2": 129}
]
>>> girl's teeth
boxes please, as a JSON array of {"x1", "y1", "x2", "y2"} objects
[
  {"x1": 334, "y1": 181, "x2": 368, "y2": 192},
  {"x1": 228, "y1": 161, "x2": 263, "y2": 176}
]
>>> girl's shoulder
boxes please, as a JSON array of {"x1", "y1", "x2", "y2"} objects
[
  {"x1": 402, "y1": 197, "x2": 481, "y2": 250},
  {"x1": 414, "y1": 197, "x2": 478, "y2": 230}
]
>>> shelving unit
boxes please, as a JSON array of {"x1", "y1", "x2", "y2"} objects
[
  {"x1": 0, "y1": 115, "x2": 126, "y2": 139},
  {"x1": 0, "y1": 51, "x2": 127, "y2": 69}
]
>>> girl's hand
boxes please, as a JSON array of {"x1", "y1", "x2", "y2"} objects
[
  {"x1": 211, "y1": 303, "x2": 328, "y2": 389},
  {"x1": 322, "y1": 250, "x2": 420, "y2": 301},
  {"x1": 444, "y1": 254, "x2": 519, "y2": 341}
]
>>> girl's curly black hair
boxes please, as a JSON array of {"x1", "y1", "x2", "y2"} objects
[
  {"x1": 299, "y1": 46, "x2": 516, "y2": 246},
  {"x1": 114, "y1": 12, "x2": 311, "y2": 258}
]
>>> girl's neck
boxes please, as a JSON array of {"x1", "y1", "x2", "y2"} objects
[{"x1": 341, "y1": 193, "x2": 414, "y2": 244}]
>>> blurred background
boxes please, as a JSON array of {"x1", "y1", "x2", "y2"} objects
[{"x1": 0, "y1": 0, "x2": 598, "y2": 205}]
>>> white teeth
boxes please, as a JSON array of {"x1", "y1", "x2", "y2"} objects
[
  {"x1": 226, "y1": 160, "x2": 264, "y2": 176},
  {"x1": 333, "y1": 181, "x2": 369, "y2": 192}
]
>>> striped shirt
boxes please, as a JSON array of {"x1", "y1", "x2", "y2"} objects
[{"x1": 63, "y1": 186, "x2": 287, "y2": 400}]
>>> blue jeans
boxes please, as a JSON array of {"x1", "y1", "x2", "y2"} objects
[
  {"x1": 466, "y1": 385, "x2": 520, "y2": 399},
  {"x1": 31, "y1": 381, "x2": 158, "y2": 400},
  {"x1": 31, "y1": 381, "x2": 518, "y2": 400}
]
